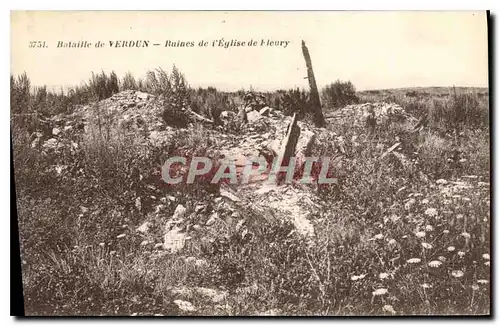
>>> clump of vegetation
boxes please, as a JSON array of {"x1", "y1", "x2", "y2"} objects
[{"x1": 321, "y1": 80, "x2": 359, "y2": 110}]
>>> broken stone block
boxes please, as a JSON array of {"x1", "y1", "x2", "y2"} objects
[
  {"x1": 163, "y1": 227, "x2": 187, "y2": 253},
  {"x1": 247, "y1": 110, "x2": 262, "y2": 123},
  {"x1": 172, "y1": 204, "x2": 187, "y2": 220},
  {"x1": 259, "y1": 106, "x2": 271, "y2": 116}
]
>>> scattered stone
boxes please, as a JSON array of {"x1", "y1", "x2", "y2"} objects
[
  {"x1": 220, "y1": 186, "x2": 241, "y2": 202},
  {"x1": 136, "y1": 221, "x2": 152, "y2": 234},
  {"x1": 247, "y1": 110, "x2": 262, "y2": 123},
  {"x1": 259, "y1": 308, "x2": 282, "y2": 316},
  {"x1": 206, "y1": 212, "x2": 218, "y2": 226},
  {"x1": 154, "y1": 204, "x2": 166, "y2": 214},
  {"x1": 173, "y1": 300, "x2": 196, "y2": 312},
  {"x1": 172, "y1": 204, "x2": 187, "y2": 220},
  {"x1": 135, "y1": 197, "x2": 142, "y2": 211},
  {"x1": 259, "y1": 106, "x2": 270, "y2": 116},
  {"x1": 195, "y1": 204, "x2": 206, "y2": 213},
  {"x1": 164, "y1": 227, "x2": 187, "y2": 253}
]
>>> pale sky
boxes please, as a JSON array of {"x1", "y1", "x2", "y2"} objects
[{"x1": 11, "y1": 11, "x2": 489, "y2": 92}]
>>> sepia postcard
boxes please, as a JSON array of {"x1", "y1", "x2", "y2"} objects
[{"x1": 10, "y1": 11, "x2": 490, "y2": 316}]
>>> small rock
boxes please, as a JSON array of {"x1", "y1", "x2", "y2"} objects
[
  {"x1": 154, "y1": 204, "x2": 166, "y2": 214},
  {"x1": 173, "y1": 300, "x2": 196, "y2": 312},
  {"x1": 172, "y1": 204, "x2": 187, "y2": 220},
  {"x1": 247, "y1": 110, "x2": 262, "y2": 123},
  {"x1": 259, "y1": 106, "x2": 270, "y2": 116},
  {"x1": 185, "y1": 256, "x2": 196, "y2": 263},
  {"x1": 164, "y1": 227, "x2": 187, "y2": 253},
  {"x1": 136, "y1": 221, "x2": 152, "y2": 234},
  {"x1": 220, "y1": 187, "x2": 241, "y2": 202},
  {"x1": 135, "y1": 197, "x2": 142, "y2": 211},
  {"x1": 195, "y1": 204, "x2": 206, "y2": 213},
  {"x1": 206, "y1": 212, "x2": 218, "y2": 226}
]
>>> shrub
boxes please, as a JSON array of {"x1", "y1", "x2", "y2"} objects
[{"x1": 321, "y1": 80, "x2": 359, "y2": 109}]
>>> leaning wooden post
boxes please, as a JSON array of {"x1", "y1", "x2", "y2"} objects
[{"x1": 301, "y1": 40, "x2": 326, "y2": 127}]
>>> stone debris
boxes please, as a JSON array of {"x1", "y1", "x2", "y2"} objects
[
  {"x1": 173, "y1": 300, "x2": 196, "y2": 312},
  {"x1": 172, "y1": 204, "x2": 187, "y2": 221},
  {"x1": 170, "y1": 286, "x2": 228, "y2": 304},
  {"x1": 163, "y1": 227, "x2": 187, "y2": 253},
  {"x1": 325, "y1": 102, "x2": 417, "y2": 127},
  {"x1": 136, "y1": 221, "x2": 152, "y2": 234}
]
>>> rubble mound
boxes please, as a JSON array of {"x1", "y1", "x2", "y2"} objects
[{"x1": 325, "y1": 102, "x2": 417, "y2": 127}]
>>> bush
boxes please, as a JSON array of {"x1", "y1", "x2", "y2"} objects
[{"x1": 321, "y1": 80, "x2": 359, "y2": 109}]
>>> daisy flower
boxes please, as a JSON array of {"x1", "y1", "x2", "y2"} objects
[
  {"x1": 372, "y1": 288, "x2": 388, "y2": 296},
  {"x1": 425, "y1": 208, "x2": 438, "y2": 217},
  {"x1": 428, "y1": 260, "x2": 442, "y2": 267},
  {"x1": 379, "y1": 272, "x2": 389, "y2": 280},
  {"x1": 421, "y1": 242, "x2": 433, "y2": 250},
  {"x1": 351, "y1": 274, "x2": 366, "y2": 281},
  {"x1": 415, "y1": 231, "x2": 426, "y2": 238},
  {"x1": 407, "y1": 258, "x2": 421, "y2": 264},
  {"x1": 383, "y1": 305, "x2": 396, "y2": 315}
]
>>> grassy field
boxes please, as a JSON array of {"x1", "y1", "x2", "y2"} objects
[{"x1": 11, "y1": 70, "x2": 490, "y2": 316}]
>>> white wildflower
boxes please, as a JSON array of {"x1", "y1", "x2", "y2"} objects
[
  {"x1": 388, "y1": 239, "x2": 397, "y2": 246},
  {"x1": 407, "y1": 258, "x2": 421, "y2": 264},
  {"x1": 447, "y1": 246, "x2": 455, "y2": 252},
  {"x1": 438, "y1": 256, "x2": 446, "y2": 262},
  {"x1": 415, "y1": 231, "x2": 426, "y2": 238},
  {"x1": 372, "y1": 288, "x2": 388, "y2": 296},
  {"x1": 482, "y1": 253, "x2": 490, "y2": 260},
  {"x1": 421, "y1": 283, "x2": 432, "y2": 289},
  {"x1": 461, "y1": 232, "x2": 471, "y2": 239},
  {"x1": 458, "y1": 251, "x2": 466, "y2": 258},
  {"x1": 428, "y1": 260, "x2": 442, "y2": 267},
  {"x1": 383, "y1": 304, "x2": 396, "y2": 315},
  {"x1": 485, "y1": 261, "x2": 490, "y2": 266},
  {"x1": 425, "y1": 225, "x2": 434, "y2": 232},
  {"x1": 422, "y1": 199, "x2": 430, "y2": 204},
  {"x1": 456, "y1": 214, "x2": 464, "y2": 220},
  {"x1": 451, "y1": 270, "x2": 464, "y2": 278},
  {"x1": 477, "y1": 279, "x2": 489, "y2": 284},
  {"x1": 374, "y1": 233, "x2": 384, "y2": 240},
  {"x1": 443, "y1": 230, "x2": 450, "y2": 234},
  {"x1": 424, "y1": 208, "x2": 438, "y2": 217},
  {"x1": 173, "y1": 300, "x2": 196, "y2": 312},
  {"x1": 379, "y1": 272, "x2": 389, "y2": 280}
]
